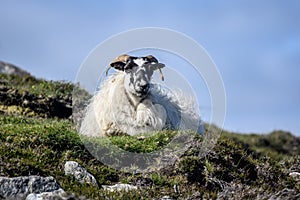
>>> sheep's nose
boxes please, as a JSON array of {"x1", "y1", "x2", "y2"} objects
[
  {"x1": 138, "y1": 82, "x2": 149, "y2": 90},
  {"x1": 140, "y1": 83, "x2": 149, "y2": 90}
]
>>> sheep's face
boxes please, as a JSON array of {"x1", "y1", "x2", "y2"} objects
[
  {"x1": 124, "y1": 58, "x2": 153, "y2": 97},
  {"x1": 108, "y1": 55, "x2": 165, "y2": 98}
]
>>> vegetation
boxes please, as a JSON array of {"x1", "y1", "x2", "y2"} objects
[
  {"x1": 0, "y1": 70, "x2": 299, "y2": 199},
  {"x1": 0, "y1": 73, "x2": 73, "y2": 118}
]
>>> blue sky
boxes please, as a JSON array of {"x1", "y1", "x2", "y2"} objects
[{"x1": 1, "y1": 0, "x2": 300, "y2": 135}]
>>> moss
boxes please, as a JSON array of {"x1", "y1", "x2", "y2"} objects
[
  {"x1": 0, "y1": 104, "x2": 37, "y2": 117},
  {"x1": 180, "y1": 156, "x2": 205, "y2": 183},
  {"x1": 212, "y1": 138, "x2": 258, "y2": 184},
  {"x1": 107, "y1": 130, "x2": 178, "y2": 153},
  {"x1": 149, "y1": 172, "x2": 169, "y2": 186}
]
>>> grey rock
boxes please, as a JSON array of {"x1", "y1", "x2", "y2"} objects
[
  {"x1": 268, "y1": 188, "x2": 300, "y2": 200},
  {"x1": 0, "y1": 61, "x2": 31, "y2": 77},
  {"x1": 187, "y1": 191, "x2": 202, "y2": 200},
  {"x1": 26, "y1": 189, "x2": 66, "y2": 200},
  {"x1": 160, "y1": 196, "x2": 173, "y2": 200},
  {"x1": 26, "y1": 189, "x2": 89, "y2": 200},
  {"x1": 289, "y1": 172, "x2": 300, "y2": 181},
  {"x1": 216, "y1": 183, "x2": 300, "y2": 200},
  {"x1": 102, "y1": 183, "x2": 137, "y2": 192},
  {"x1": 0, "y1": 176, "x2": 61, "y2": 199},
  {"x1": 64, "y1": 161, "x2": 98, "y2": 187}
]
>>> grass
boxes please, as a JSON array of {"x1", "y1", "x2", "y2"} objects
[
  {"x1": 108, "y1": 130, "x2": 178, "y2": 153},
  {"x1": 0, "y1": 72, "x2": 299, "y2": 199},
  {"x1": 221, "y1": 129, "x2": 300, "y2": 160},
  {"x1": 1, "y1": 114, "x2": 299, "y2": 199},
  {"x1": 0, "y1": 73, "x2": 75, "y2": 118},
  {"x1": 0, "y1": 73, "x2": 73, "y2": 98}
]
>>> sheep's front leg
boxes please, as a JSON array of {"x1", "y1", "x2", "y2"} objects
[{"x1": 136, "y1": 99, "x2": 167, "y2": 131}]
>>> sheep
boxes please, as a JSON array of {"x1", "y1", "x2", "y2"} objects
[{"x1": 79, "y1": 54, "x2": 204, "y2": 137}]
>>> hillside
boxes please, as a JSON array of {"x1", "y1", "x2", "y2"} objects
[{"x1": 0, "y1": 62, "x2": 299, "y2": 199}]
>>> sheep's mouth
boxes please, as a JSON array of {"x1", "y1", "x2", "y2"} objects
[
  {"x1": 135, "y1": 88, "x2": 150, "y2": 97},
  {"x1": 135, "y1": 90, "x2": 149, "y2": 97},
  {"x1": 134, "y1": 84, "x2": 150, "y2": 97}
]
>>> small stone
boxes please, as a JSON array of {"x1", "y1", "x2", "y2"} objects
[
  {"x1": 173, "y1": 184, "x2": 179, "y2": 194},
  {"x1": 137, "y1": 135, "x2": 146, "y2": 140},
  {"x1": 0, "y1": 61, "x2": 31, "y2": 76},
  {"x1": 102, "y1": 183, "x2": 137, "y2": 192},
  {"x1": 64, "y1": 161, "x2": 98, "y2": 187},
  {"x1": 160, "y1": 196, "x2": 173, "y2": 200},
  {"x1": 289, "y1": 172, "x2": 300, "y2": 180},
  {"x1": 23, "y1": 99, "x2": 29, "y2": 105}
]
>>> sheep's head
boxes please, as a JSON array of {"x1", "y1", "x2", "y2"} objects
[{"x1": 107, "y1": 54, "x2": 165, "y2": 98}]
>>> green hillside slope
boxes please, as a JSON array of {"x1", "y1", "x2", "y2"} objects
[{"x1": 0, "y1": 65, "x2": 299, "y2": 199}]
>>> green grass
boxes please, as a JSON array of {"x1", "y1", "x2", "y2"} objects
[
  {"x1": 0, "y1": 73, "x2": 79, "y2": 118},
  {"x1": 108, "y1": 130, "x2": 178, "y2": 153},
  {"x1": 221, "y1": 129, "x2": 300, "y2": 160},
  {"x1": 0, "y1": 73, "x2": 73, "y2": 98},
  {"x1": 0, "y1": 115, "x2": 118, "y2": 184},
  {"x1": 0, "y1": 114, "x2": 299, "y2": 199},
  {"x1": 0, "y1": 72, "x2": 299, "y2": 199}
]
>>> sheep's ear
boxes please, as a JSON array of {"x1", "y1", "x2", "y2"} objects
[
  {"x1": 146, "y1": 55, "x2": 165, "y2": 81},
  {"x1": 146, "y1": 55, "x2": 165, "y2": 69},
  {"x1": 110, "y1": 61, "x2": 126, "y2": 71},
  {"x1": 152, "y1": 63, "x2": 165, "y2": 70},
  {"x1": 105, "y1": 61, "x2": 126, "y2": 76},
  {"x1": 106, "y1": 54, "x2": 130, "y2": 76},
  {"x1": 110, "y1": 54, "x2": 130, "y2": 70}
]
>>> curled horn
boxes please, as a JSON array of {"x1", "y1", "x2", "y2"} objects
[
  {"x1": 146, "y1": 55, "x2": 158, "y2": 63},
  {"x1": 105, "y1": 54, "x2": 130, "y2": 76},
  {"x1": 146, "y1": 55, "x2": 165, "y2": 81},
  {"x1": 158, "y1": 68, "x2": 165, "y2": 81}
]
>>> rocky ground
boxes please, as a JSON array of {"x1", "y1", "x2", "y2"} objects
[{"x1": 0, "y1": 62, "x2": 299, "y2": 199}]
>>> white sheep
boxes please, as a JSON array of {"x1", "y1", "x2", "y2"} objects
[{"x1": 79, "y1": 55, "x2": 204, "y2": 137}]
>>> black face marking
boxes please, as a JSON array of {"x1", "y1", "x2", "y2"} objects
[
  {"x1": 145, "y1": 65, "x2": 154, "y2": 77},
  {"x1": 109, "y1": 55, "x2": 162, "y2": 73},
  {"x1": 129, "y1": 72, "x2": 134, "y2": 85},
  {"x1": 124, "y1": 64, "x2": 152, "y2": 97}
]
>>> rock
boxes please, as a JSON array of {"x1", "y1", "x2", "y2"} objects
[
  {"x1": 173, "y1": 184, "x2": 179, "y2": 194},
  {"x1": 160, "y1": 196, "x2": 173, "y2": 200},
  {"x1": 289, "y1": 172, "x2": 300, "y2": 181},
  {"x1": 64, "y1": 161, "x2": 99, "y2": 187},
  {"x1": 0, "y1": 61, "x2": 31, "y2": 77},
  {"x1": 102, "y1": 183, "x2": 137, "y2": 192},
  {"x1": 187, "y1": 191, "x2": 202, "y2": 200},
  {"x1": 130, "y1": 176, "x2": 153, "y2": 187},
  {"x1": 268, "y1": 188, "x2": 300, "y2": 200},
  {"x1": 0, "y1": 176, "x2": 61, "y2": 199},
  {"x1": 137, "y1": 135, "x2": 146, "y2": 140},
  {"x1": 26, "y1": 189, "x2": 66, "y2": 200}
]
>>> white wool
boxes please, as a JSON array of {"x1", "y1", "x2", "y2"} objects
[{"x1": 79, "y1": 71, "x2": 204, "y2": 137}]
